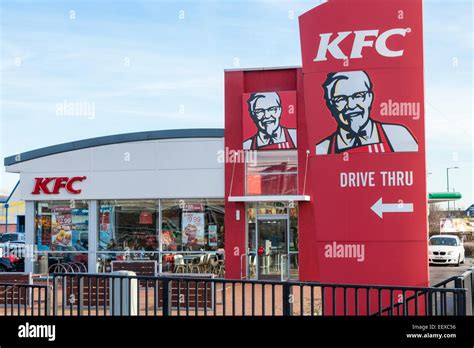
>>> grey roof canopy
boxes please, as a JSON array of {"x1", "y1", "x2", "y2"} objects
[{"x1": 4, "y1": 128, "x2": 224, "y2": 166}]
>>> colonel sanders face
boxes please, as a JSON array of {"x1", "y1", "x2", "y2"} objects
[
  {"x1": 249, "y1": 92, "x2": 282, "y2": 136},
  {"x1": 325, "y1": 71, "x2": 374, "y2": 134}
]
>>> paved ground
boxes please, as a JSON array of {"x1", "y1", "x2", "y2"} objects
[{"x1": 429, "y1": 258, "x2": 473, "y2": 286}]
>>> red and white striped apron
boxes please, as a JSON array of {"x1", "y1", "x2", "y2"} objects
[
  {"x1": 250, "y1": 128, "x2": 296, "y2": 150},
  {"x1": 328, "y1": 122, "x2": 394, "y2": 154}
]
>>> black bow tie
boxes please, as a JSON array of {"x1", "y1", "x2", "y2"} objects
[
  {"x1": 346, "y1": 130, "x2": 367, "y2": 147},
  {"x1": 263, "y1": 132, "x2": 278, "y2": 144}
]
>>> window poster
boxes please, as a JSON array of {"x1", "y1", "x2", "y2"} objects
[
  {"x1": 208, "y1": 225, "x2": 218, "y2": 247},
  {"x1": 182, "y1": 212, "x2": 205, "y2": 248},
  {"x1": 52, "y1": 212, "x2": 72, "y2": 247},
  {"x1": 99, "y1": 206, "x2": 113, "y2": 249}
]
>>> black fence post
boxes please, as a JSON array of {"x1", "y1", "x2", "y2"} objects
[
  {"x1": 282, "y1": 282, "x2": 293, "y2": 316},
  {"x1": 454, "y1": 277, "x2": 466, "y2": 316},
  {"x1": 53, "y1": 275, "x2": 58, "y2": 316},
  {"x1": 162, "y1": 278, "x2": 171, "y2": 316},
  {"x1": 46, "y1": 284, "x2": 52, "y2": 316},
  {"x1": 427, "y1": 290, "x2": 433, "y2": 316},
  {"x1": 78, "y1": 276, "x2": 84, "y2": 316}
]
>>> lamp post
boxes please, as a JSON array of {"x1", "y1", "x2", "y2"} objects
[
  {"x1": 446, "y1": 166, "x2": 459, "y2": 216},
  {"x1": 452, "y1": 188, "x2": 456, "y2": 213}
]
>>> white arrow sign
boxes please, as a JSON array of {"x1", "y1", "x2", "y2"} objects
[{"x1": 371, "y1": 197, "x2": 413, "y2": 218}]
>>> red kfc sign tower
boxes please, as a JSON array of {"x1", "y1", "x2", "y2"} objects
[
  {"x1": 298, "y1": 0, "x2": 428, "y2": 312},
  {"x1": 224, "y1": 0, "x2": 428, "y2": 314}
]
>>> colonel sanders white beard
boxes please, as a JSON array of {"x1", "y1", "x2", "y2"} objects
[{"x1": 336, "y1": 108, "x2": 370, "y2": 134}]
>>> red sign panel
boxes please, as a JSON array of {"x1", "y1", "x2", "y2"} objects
[
  {"x1": 298, "y1": 0, "x2": 428, "y2": 305},
  {"x1": 299, "y1": 0, "x2": 424, "y2": 73},
  {"x1": 242, "y1": 91, "x2": 297, "y2": 150}
]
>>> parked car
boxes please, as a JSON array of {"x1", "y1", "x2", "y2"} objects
[
  {"x1": 429, "y1": 235, "x2": 465, "y2": 266},
  {"x1": 0, "y1": 255, "x2": 24, "y2": 272},
  {"x1": 0, "y1": 232, "x2": 25, "y2": 243}
]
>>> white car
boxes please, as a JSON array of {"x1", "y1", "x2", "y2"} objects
[
  {"x1": 428, "y1": 235, "x2": 465, "y2": 266},
  {"x1": 0, "y1": 232, "x2": 25, "y2": 243}
]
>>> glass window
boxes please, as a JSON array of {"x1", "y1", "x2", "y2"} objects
[
  {"x1": 35, "y1": 201, "x2": 89, "y2": 251},
  {"x1": 257, "y1": 202, "x2": 288, "y2": 215},
  {"x1": 247, "y1": 203, "x2": 256, "y2": 252},
  {"x1": 34, "y1": 201, "x2": 89, "y2": 273},
  {"x1": 246, "y1": 150, "x2": 298, "y2": 195},
  {"x1": 289, "y1": 205, "x2": 298, "y2": 252},
  {"x1": 429, "y1": 237, "x2": 458, "y2": 246},
  {"x1": 161, "y1": 199, "x2": 224, "y2": 252},
  {"x1": 98, "y1": 200, "x2": 159, "y2": 252}
]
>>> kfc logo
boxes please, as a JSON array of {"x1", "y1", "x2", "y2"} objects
[
  {"x1": 32, "y1": 176, "x2": 87, "y2": 195},
  {"x1": 243, "y1": 91, "x2": 297, "y2": 150},
  {"x1": 316, "y1": 70, "x2": 418, "y2": 155},
  {"x1": 314, "y1": 28, "x2": 410, "y2": 62}
]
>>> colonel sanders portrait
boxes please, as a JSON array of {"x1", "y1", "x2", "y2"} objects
[
  {"x1": 316, "y1": 70, "x2": 418, "y2": 155},
  {"x1": 243, "y1": 92, "x2": 297, "y2": 150}
]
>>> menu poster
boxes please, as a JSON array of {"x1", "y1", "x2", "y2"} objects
[
  {"x1": 40, "y1": 216, "x2": 52, "y2": 247},
  {"x1": 208, "y1": 225, "x2": 218, "y2": 247},
  {"x1": 99, "y1": 206, "x2": 113, "y2": 248},
  {"x1": 52, "y1": 214, "x2": 72, "y2": 246},
  {"x1": 182, "y1": 212, "x2": 205, "y2": 247}
]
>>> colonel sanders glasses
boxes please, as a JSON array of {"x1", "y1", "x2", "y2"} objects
[
  {"x1": 252, "y1": 106, "x2": 281, "y2": 119},
  {"x1": 330, "y1": 91, "x2": 371, "y2": 110}
]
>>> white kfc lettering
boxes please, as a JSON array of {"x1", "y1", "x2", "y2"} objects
[
  {"x1": 314, "y1": 28, "x2": 409, "y2": 61},
  {"x1": 315, "y1": 31, "x2": 352, "y2": 61}
]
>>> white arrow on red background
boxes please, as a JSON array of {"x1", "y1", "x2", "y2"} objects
[{"x1": 371, "y1": 197, "x2": 414, "y2": 218}]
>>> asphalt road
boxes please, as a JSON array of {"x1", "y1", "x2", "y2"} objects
[{"x1": 429, "y1": 258, "x2": 473, "y2": 286}]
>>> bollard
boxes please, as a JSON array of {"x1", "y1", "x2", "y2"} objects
[{"x1": 109, "y1": 271, "x2": 138, "y2": 316}]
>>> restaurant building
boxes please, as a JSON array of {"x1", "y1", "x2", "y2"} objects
[
  {"x1": 4, "y1": 129, "x2": 226, "y2": 276},
  {"x1": 4, "y1": 63, "x2": 429, "y2": 286},
  {"x1": 4, "y1": 121, "x2": 305, "y2": 280},
  {"x1": 4, "y1": 115, "x2": 308, "y2": 280},
  {"x1": 4, "y1": 0, "x2": 430, "y2": 290}
]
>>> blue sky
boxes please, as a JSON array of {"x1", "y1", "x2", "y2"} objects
[{"x1": 0, "y1": 0, "x2": 472, "y2": 209}]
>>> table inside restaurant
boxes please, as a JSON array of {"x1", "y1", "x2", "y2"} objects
[{"x1": 182, "y1": 254, "x2": 202, "y2": 265}]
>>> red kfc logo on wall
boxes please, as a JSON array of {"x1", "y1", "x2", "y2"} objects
[
  {"x1": 32, "y1": 176, "x2": 87, "y2": 195},
  {"x1": 242, "y1": 91, "x2": 297, "y2": 150}
]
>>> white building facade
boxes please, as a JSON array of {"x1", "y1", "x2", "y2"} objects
[{"x1": 4, "y1": 129, "x2": 225, "y2": 274}]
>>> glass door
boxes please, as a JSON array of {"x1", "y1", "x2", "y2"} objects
[{"x1": 257, "y1": 216, "x2": 288, "y2": 280}]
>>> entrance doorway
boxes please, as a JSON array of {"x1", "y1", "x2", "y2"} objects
[
  {"x1": 246, "y1": 202, "x2": 298, "y2": 281},
  {"x1": 257, "y1": 216, "x2": 287, "y2": 280}
]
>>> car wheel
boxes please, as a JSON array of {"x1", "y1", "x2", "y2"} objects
[{"x1": 456, "y1": 255, "x2": 460, "y2": 267}]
